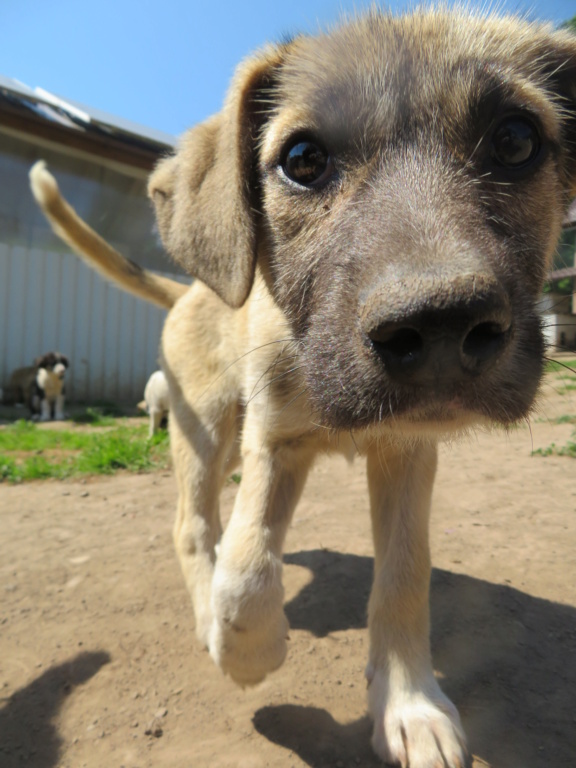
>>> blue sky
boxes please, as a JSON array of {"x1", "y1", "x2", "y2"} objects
[{"x1": 0, "y1": 0, "x2": 574, "y2": 138}]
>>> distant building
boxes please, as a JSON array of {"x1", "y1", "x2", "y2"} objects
[
  {"x1": 0, "y1": 75, "x2": 186, "y2": 402},
  {"x1": 543, "y1": 200, "x2": 576, "y2": 351}
]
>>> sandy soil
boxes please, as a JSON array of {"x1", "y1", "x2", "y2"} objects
[{"x1": 1, "y1": 369, "x2": 575, "y2": 768}]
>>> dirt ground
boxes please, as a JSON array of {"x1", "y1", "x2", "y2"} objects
[{"x1": 1, "y1": 369, "x2": 575, "y2": 768}]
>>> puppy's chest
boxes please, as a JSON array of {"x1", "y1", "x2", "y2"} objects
[{"x1": 37, "y1": 370, "x2": 63, "y2": 399}]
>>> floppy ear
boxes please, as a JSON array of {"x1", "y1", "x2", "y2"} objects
[{"x1": 149, "y1": 47, "x2": 284, "y2": 308}]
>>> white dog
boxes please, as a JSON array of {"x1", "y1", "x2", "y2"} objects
[{"x1": 138, "y1": 370, "x2": 169, "y2": 437}]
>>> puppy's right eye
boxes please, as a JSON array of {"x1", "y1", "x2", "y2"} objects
[
  {"x1": 490, "y1": 116, "x2": 541, "y2": 170},
  {"x1": 281, "y1": 139, "x2": 332, "y2": 187}
]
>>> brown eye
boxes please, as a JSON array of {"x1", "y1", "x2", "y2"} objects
[
  {"x1": 490, "y1": 117, "x2": 540, "y2": 169},
  {"x1": 281, "y1": 139, "x2": 332, "y2": 186}
]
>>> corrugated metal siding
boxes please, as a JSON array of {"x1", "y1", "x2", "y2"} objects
[{"x1": 0, "y1": 243, "x2": 189, "y2": 402}]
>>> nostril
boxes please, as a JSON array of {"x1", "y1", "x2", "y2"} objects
[
  {"x1": 368, "y1": 326, "x2": 424, "y2": 365},
  {"x1": 462, "y1": 322, "x2": 509, "y2": 366}
]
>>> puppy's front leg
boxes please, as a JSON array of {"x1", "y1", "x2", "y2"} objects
[
  {"x1": 366, "y1": 441, "x2": 467, "y2": 768},
  {"x1": 39, "y1": 397, "x2": 51, "y2": 422},
  {"x1": 209, "y1": 440, "x2": 313, "y2": 687},
  {"x1": 54, "y1": 394, "x2": 66, "y2": 421}
]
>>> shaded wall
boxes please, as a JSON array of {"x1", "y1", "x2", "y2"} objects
[
  {"x1": 0, "y1": 128, "x2": 188, "y2": 403},
  {"x1": 0, "y1": 244, "x2": 187, "y2": 402}
]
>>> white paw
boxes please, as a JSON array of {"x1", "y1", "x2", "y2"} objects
[
  {"x1": 208, "y1": 561, "x2": 288, "y2": 686},
  {"x1": 208, "y1": 610, "x2": 288, "y2": 686},
  {"x1": 367, "y1": 668, "x2": 468, "y2": 768}
]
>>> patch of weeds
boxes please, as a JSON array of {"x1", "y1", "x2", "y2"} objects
[
  {"x1": 533, "y1": 432, "x2": 576, "y2": 458},
  {"x1": 0, "y1": 421, "x2": 170, "y2": 482},
  {"x1": 545, "y1": 359, "x2": 576, "y2": 373},
  {"x1": 75, "y1": 427, "x2": 164, "y2": 474},
  {"x1": 0, "y1": 452, "x2": 72, "y2": 482},
  {"x1": 558, "y1": 384, "x2": 576, "y2": 394},
  {"x1": 70, "y1": 407, "x2": 118, "y2": 426},
  {"x1": 89, "y1": 400, "x2": 125, "y2": 416},
  {"x1": 550, "y1": 414, "x2": 576, "y2": 424},
  {"x1": 229, "y1": 473, "x2": 242, "y2": 484},
  {"x1": 0, "y1": 420, "x2": 88, "y2": 452}
]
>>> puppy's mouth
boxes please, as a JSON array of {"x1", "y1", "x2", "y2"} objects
[
  {"x1": 377, "y1": 390, "x2": 491, "y2": 426},
  {"x1": 312, "y1": 382, "x2": 519, "y2": 433}
]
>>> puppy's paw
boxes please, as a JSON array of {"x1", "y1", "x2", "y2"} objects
[
  {"x1": 208, "y1": 562, "x2": 288, "y2": 686},
  {"x1": 208, "y1": 608, "x2": 288, "y2": 686},
  {"x1": 368, "y1": 668, "x2": 468, "y2": 768}
]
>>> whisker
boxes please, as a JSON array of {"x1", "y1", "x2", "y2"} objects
[
  {"x1": 349, "y1": 430, "x2": 361, "y2": 455},
  {"x1": 543, "y1": 356, "x2": 576, "y2": 376},
  {"x1": 245, "y1": 365, "x2": 304, "y2": 405},
  {"x1": 195, "y1": 338, "x2": 297, "y2": 403},
  {"x1": 247, "y1": 351, "x2": 299, "y2": 402},
  {"x1": 276, "y1": 387, "x2": 309, "y2": 419}
]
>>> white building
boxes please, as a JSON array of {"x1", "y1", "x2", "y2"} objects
[
  {"x1": 0, "y1": 76, "x2": 187, "y2": 403},
  {"x1": 544, "y1": 200, "x2": 576, "y2": 351}
]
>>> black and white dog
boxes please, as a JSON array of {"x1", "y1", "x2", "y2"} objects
[
  {"x1": 6, "y1": 352, "x2": 69, "y2": 421},
  {"x1": 30, "y1": 352, "x2": 69, "y2": 420}
]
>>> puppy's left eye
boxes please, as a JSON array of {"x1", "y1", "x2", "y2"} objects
[
  {"x1": 490, "y1": 116, "x2": 540, "y2": 170},
  {"x1": 281, "y1": 139, "x2": 333, "y2": 187}
]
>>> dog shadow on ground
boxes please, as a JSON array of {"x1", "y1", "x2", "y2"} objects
[
  {"x1": 254, "y1": 550, "x2": 576, "y2": 768},
  {"x1": 0, "y1": 651, "x2": 110, "y2": 768}
]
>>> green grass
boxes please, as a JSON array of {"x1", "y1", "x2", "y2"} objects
[
  {"x1": 548, "y1": 414, "x2": 576, "y2": 425},
  {"x1": 70, "y1": 407, "x2": 119, "y2": 427},
  {"x1": 545, "y1": 359, "x2": 576, "y2": 373},
  {"x1": 533, "y1": 418, "x2": 576, "y2": 457},
  {"x1": 0, "y1": 420, "x2": 170, "y2": 483},
  {"x1": 533, "y1": 439, "x2": 576, "y2": 458}
]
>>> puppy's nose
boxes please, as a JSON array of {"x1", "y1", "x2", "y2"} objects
[{"x1": 363, "y1": 277, "x2": 512, "y2": 386}]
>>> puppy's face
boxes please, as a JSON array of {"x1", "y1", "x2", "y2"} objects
[
  {"x1": 258, "y1": 14, "x2": 575, "y2": 430},
  {"x1": 36, "y1": 353, "x2": 69, "y2": 380},
  {"x1": 151, "y1": 11, "x2": 576, "y2": 433}
]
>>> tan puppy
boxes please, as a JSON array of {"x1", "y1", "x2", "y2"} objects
[{"x1": 30, "y1": 10, "x2": 576, "y2": 767}]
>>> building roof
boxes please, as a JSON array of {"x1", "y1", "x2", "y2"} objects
[{"x1": 0, "y1": 74, "x2": 176, "y2": 169}]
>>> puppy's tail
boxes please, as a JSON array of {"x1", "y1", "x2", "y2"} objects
[{"x1": 29, "y1": 161, "x2": 188, "y2": 310}]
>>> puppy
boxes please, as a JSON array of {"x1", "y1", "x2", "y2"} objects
[
  {"x1": 30, "y1": 10, "x2": 576, "y2": 767},
  {"x1": 6, "y1": 352, "x2": 69, "y2": 421},
  {"x1": 138, "y1": 370, "x2": 170, "y2": 437}
]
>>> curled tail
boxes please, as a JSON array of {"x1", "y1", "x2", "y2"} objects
[{"x1": 29, "y1": 161, "x2": 188, "y2": 310}]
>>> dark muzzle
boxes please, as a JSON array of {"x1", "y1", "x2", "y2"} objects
[{"x1": 362, "y1": 274, "x2": 512, "y2": 387}]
